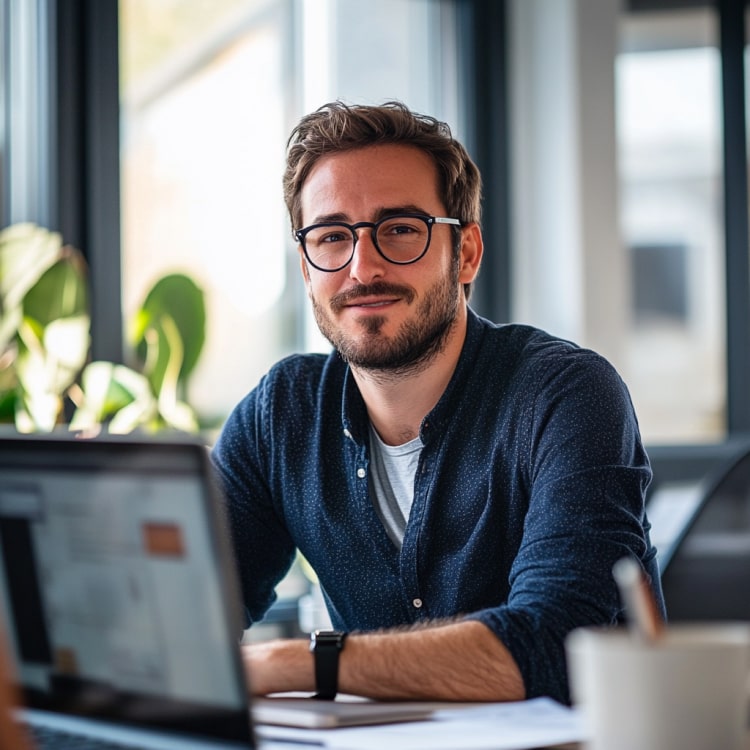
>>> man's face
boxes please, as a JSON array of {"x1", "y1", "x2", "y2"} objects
[{"x1": 298, "y1": 144, "x2": 467, "y2": 374}]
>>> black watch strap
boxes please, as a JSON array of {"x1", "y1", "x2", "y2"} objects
[{"x1": 309, "y1": 630, "x2": 348, "y2": 700}]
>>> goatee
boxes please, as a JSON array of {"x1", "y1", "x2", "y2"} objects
[{"x1": 311, "y1": 268, "x2": 461, "y2": 376}]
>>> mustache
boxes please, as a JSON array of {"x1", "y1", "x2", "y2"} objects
[{"x1": 329, "y1": 282, "x2": 416, "y2": 312}]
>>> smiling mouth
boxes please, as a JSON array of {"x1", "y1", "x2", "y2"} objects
[
  {"x1": 330, "y1": 283, "x2": 415, "y2": 313},
  {"x1": 345, "y1": 297, "x2": 399, "y2": 309}
]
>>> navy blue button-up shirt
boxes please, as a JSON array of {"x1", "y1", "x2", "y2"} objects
[{"x1": 212, "y1": 309, "x2": 663, "y2": 703}]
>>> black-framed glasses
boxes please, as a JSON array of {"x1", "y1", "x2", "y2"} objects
[{"x1": 295, "y1": 213, "x2": 462, "y2": 272}]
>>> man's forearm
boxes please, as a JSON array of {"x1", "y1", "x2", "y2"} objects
[{"x1": 243, "y1": 619, "x2": 525, "y2": 702}]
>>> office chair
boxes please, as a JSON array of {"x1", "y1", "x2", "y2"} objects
[{"x1": 658, "y1": 444, "x2": 750, "y2": 621}]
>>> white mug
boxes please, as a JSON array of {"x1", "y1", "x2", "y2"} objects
[{"x1": 566, "y1": 623, "x2": 750, "y2": 750}]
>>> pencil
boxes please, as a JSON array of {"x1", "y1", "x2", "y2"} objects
[{"x1": 612, "y1": 556, "x2": 665, "y2": 642}]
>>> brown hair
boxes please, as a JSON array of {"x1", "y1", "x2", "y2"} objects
[{"x1": 283, "y1": 100, "x2": 482, "y2": 233}]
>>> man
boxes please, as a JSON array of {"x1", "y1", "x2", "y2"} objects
[{"x1": 211, "y1": 100, "x2": 664, "y2": 705}]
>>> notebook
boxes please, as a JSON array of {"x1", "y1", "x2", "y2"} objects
[
  {"x1": 254, "y1": 694, "x2": 437, "y2": 729},
  {"x1": 0, "y1": 433, "x2": 436, "y2": 749}
]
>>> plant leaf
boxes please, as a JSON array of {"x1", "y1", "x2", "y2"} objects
[
  {"x1": 0, "y1": 223, "x2": 63, "y2": 311},
  {"x1": 69, "y1": 361, "x2": 157, "y2": 433},
  {"x1": 44, "y1": 315, "x2": 91, "y2": 371},
  {"x1": 0, "y1": 307, "x2": 21, "y2": 354},
  {"x1": 24, "y1": 251, "x2": 89, "y2": 326},
  {"x1": 133, "y1": 273, "x2": 206, "y2": 387},
  {"x1": 155, "y1": 314, "x2": 184, "y2": 416}
]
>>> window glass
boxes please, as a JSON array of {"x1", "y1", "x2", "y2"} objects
[
  {"x1": 120, "y1": 0, "x2": 292, "y2": 428},
  {"x1": 119, "y1": 0, "x2": 457, "y2": 428},
  {"x1": 616, "y1": 9, "x2": 725, "y2": 444}
]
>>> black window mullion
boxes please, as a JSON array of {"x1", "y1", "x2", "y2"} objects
[
  {"x1": 56, "y1": 0, "x2": 122, "y2": 364},
  {"x1": 455, "y1": 0, "x2": 511, "y2": 324},
  {"x1": 719, "y1": 0, "x2": 750, "y2": 434}
]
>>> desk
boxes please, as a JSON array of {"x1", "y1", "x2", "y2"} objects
[
  {"x1": 257, "y1": 695, "x2": 750, "y2": 750},
  {"x1": 256, "y1": 697, "x2": 585, "y2": 749}
]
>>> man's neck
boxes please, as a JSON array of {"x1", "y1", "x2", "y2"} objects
[{"x1": 350, "y1": 308, "x2": 468, "y2": 446}]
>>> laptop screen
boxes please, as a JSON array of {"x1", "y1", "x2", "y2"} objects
[{"x1": 0, "y1": 434, "x2": 253, "y2": 745}]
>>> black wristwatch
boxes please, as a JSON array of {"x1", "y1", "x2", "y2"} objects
[{"x1": 309, "y1": 630, "x2": 348, "y2": 700}]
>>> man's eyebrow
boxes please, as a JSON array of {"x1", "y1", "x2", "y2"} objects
[
  {"x1": 308, "y1": 206, "x2": 432, "y2": 226},
  {"x1": 309, "y1": 212, "x2": 349, "y2": 225},
  {"x1": 373, "y1": 205, "x2": 430, "y2": 219}
]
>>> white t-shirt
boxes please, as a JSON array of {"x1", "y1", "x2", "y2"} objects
[{"x1": 368, "y1": 423, "x2": 423, "y2": 548}]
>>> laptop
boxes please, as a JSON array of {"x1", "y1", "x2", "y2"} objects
[
  {"x1": 0, "y1": 433, "x2": 435, "y2": 749},
  {"x1": 0, "y1": 432, "x2": 266, "y2": 749}
]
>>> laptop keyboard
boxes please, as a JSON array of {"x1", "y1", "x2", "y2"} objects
[{"x1": 30, "y1": 724, "x2": 145, "y2": 750}]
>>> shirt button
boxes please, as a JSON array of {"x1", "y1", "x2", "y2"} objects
[
  {"x1": 356, "y1": 468, "x2": 366, "y2": 478},
  {"x1": 412, "y1": 598, "x2": 423, "y2": 609},
  {"x1": 343, "y1": 428, "x2": 352, "y2": 439}
]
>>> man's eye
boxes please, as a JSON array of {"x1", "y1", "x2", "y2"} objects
[
  {"x1": 391, "y1": 224, "x2": 418, "y2": 234},
  {"x1": 382, "y1": 221, "x2": 420, "y2": 236},
  {"x1": 318, "y1": 231, "x2": 349, "y2": 244}
]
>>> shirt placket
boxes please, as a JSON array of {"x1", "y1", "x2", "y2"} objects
[{"x1": 399, "y1": 437, "x2": 435, "y2": 622}]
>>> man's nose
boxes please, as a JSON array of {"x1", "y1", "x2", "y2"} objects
[{"x1": 348, "y1": 227, "x2": 386, "y2": 282}]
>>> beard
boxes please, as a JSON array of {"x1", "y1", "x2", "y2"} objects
[{"x1": 310, "y1": 261, "x2": 461, "y2": 375}]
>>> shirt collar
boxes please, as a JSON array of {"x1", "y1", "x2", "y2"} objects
[{"x1": 338, "y1": 308, "x2": 488, "y2": 446}]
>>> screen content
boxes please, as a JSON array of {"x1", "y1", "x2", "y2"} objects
[{"x1": 0, "y1": 468, "x2": 240, "y2": 709}]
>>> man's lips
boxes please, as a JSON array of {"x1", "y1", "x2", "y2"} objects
[
  {"x1": 330, "y1": 283, "x2": 415, "y2": 313},
  {"x1": 343, "y1": 296, "x2": 399, "y2": 309}
]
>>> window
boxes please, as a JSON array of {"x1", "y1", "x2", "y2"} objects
[
  {"x1": 507, "y1": 1, "x2": 729, "y2": 446},
  {"x1": 617, "y1": 8, "x2": 725, "y2": 443},
  {"x1": 5, "y1": 0, "x2": 749, "y2": 448},
  {"x1": 119, "y1": 0, "x2": 459, "y2": 427},
  {"x1": 120, "y1": 0, "x2": 293, "y2": 426}
]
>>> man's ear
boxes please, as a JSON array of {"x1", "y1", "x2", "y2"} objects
[{"x1": 458, "y1": 223, "x2": 483, "y2": 284}]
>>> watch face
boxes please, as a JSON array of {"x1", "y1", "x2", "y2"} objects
[{"x1": 311, "y1": 630, "x2": 346, "y2": 648}]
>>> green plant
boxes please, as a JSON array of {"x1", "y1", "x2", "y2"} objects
[{"x1": 0, "y1": 222, "x2": 206, "y2": 433}]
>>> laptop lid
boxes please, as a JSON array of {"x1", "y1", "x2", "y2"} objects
[{"x1": 0, "y1": 433, "x2": 255, "y2": 748}]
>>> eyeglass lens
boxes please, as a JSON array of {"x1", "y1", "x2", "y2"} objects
[{"x1": 303, "y1": 215, "x2": 431, "y2": 270}]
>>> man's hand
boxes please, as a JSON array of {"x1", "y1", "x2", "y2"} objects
[{"x1": 242, "y1": 619, "x2": 525, "y2": 701}]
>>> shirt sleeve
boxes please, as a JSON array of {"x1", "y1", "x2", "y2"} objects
[
  {"x1": 211, "y1": 377, "x2": 297, "y2": 628},
  {"x1": 467, "y1": 348, "x2": 660, "y2": 703}
]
